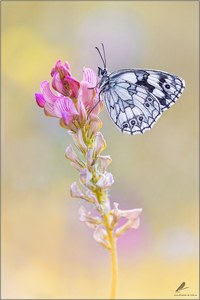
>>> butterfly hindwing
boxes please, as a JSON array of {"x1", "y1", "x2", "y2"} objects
[{"x1": 103, "y1": 82, "x2": 162, "y2": 135}]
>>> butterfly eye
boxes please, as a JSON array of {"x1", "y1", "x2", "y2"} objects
[
  {"x1": 122, "y1": 122, "x2": 129, "y2": 129},
  {"x1": 98, "y1": 67, "x2": 102, "y2": 76}
]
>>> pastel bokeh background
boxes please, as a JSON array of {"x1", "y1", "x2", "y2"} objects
[{"x1": 2, "y1": 1, "x2": 199, "y2": 299}]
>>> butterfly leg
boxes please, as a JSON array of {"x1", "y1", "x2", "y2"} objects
[{"x1": 87, "y1": 91, "x2": 102, "y2": 119}]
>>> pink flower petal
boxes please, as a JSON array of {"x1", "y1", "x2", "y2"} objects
[
  {"x1": 65, "y1": 144, "x2": 84, "y2": 170},
  {"x1": 61, "y1": 111, "x2": 73, "y2": 126},
  {"x1": 79, "y1": 206, "x2": 102, "y2": 229},
  {"x1": 80, "y1": 81, "x2": 95, "y2": 105},
  {"x1": 83, "y1": 67, "x2": 97, "y2": 87},
  {"x1": 35, "y1": 93, "x2": 45, "y2": 107},
  {"x1": 70, "y1": 182, "x2": 85, "y2": 199},
  {"x1": 64, "y1": 75, "x2": 80, "y2": 98},
  {"x1": 93, "y1": 132, "x2": 106, "y2": 157},
  {"x1": 93, "y1": 226, "x2": 111, "y2": 249},
  {"x1": 51, "y1": 60, "x2": 71, "y2": 77},
  {"x1": 64, "y1": 61, "x2": 71, "y2": 73},
  {"x1": 44, "y1": 102, "x2": 57, "y2": 117},
  {"x1": 66, "y1": 98, "x2": 79, "y2": 114},
  {"x1": 98, "y1": 155, "x2": 112, "y2": 172},
  {"x1": 112, "y1": 202, "x2": 143, "y2": 237},
  {"x1": 96, "y1": 172, "x2": 114, "y2": 189},
  {"x1": 85, "y1": 188, "x2": 99, "y2": 205},
  {"x1": 71, "y1": 129, "x2": 87, "y2": 153},
  {"x1": 40, "y1": 81, "x2": 59, "y2": 103},
  {"x1": 53, "y1": 97, "x2": 78, "y2": 119},
  {"x1": 52, "y1": 73, "x2": 67, "y2": 95},
  {"x1": 88, "y1": 115, "x2": 102, "y2": 138},
  {"x1": 80, "y1": 168, "x2": 93, "y2": 187},
  {"x1": 77, "y1": 98, "x2": 87, "y2": 124},
  {"x1": 51, "y1": 60, "x2": 62, "y2": 77},
  {"x1": 86, "y1": 149, "x2": 94, "y2": 166}
]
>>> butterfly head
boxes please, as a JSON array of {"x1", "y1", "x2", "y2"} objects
[
  {"x1": 96, "y1": 43, "x2": 108, "y2": 78},
  {"x1": 98, "y1": 67, "x2": 108, "y2": 78}
]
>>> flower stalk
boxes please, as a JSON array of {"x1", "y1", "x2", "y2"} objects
[
  {"x1": 104, "y1": 214, "x2": 118, "y2": 299},
  {"x1": 35, "y1": 60, "x2": 142, "y2": 299}
]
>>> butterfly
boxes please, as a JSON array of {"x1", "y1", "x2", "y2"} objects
[{"x1": 95, "y1": 44, "x2": 185, "y2": 135}]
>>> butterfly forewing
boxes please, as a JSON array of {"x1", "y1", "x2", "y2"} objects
[
  {"x1": 100, "y1": 69, "x2": 185, "y2": 134},
  {"x1": 110, "y1": 69, "x2": 185, "y2": 111}
]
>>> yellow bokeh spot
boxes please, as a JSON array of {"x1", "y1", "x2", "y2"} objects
[{"x1": 2, "y1": 26, "x2": 63, "y2": 87}]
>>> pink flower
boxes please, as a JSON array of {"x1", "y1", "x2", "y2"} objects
[
  {"x1": 80, "y1": 68, "x2": 102, "y2": 115},
  {"x1": 79, "y1": 206, "x2": 102, "y2": 229},
  {"x1": 96, "y1": 172, "x2": 114, "y2": 189},
  {"x1": 71, "y1": 129, "x2": 87, "y2": 153},
  {"x1": 35, "y1": 81, "x2": 79, "y2": 130},
  {"x1": 70, "y1": 182, "x2": 86, "y2": 199},
  {"x1": 35, "y1": 93, "x2": 45, "y2": 107},
  {"x1": 79, "y1": 206, "x2": 111, "y2": 249},
  {"x1": 93, "y1": 132, "x2": 106, "y2": 157},
  {"x1": 35, "y1": 61, "x2": 103, "y2": 131},
  {"x1": 87, "y1": 115, "x2": 103, "y2": 139},
  {"x1": 98, "y1": 155, "x2": 112, "y2": 173},
  {"x1": 70, "y1": 182, "x2": 98, "y2": 204},
  {"x1": 80, "y1": 168, "x2": 93, "y2": 188},
  {"x1": 51, "y1": 60, "x2": 80, "y2": 98},
  {"x1": 65, "y1": 144, "x2": 84, "y2": 170},
  {"x1": 93, "y1": 226, "x2": 111, "y2": 249},
  {"x1": 111, "y1": 202, "x2": 143, "y2": 237}
]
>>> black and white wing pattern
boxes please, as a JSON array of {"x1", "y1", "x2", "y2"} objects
[{"x1": 100, "y1": 69, "x2": 185, "y2": 135}]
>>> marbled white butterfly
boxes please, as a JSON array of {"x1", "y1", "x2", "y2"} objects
[{"x1": 96, "y1": 44, "x2": 185, "y2": 135}]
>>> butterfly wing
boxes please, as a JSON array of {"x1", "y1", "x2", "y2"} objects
[
  {"x1": 102, "y1": 82, "x2": 162, "y2": 135},
  {"x1": 110, "y1": 69, "x2": 185, "y2": 111},
  {"x1": 100, "y1": 69, "x2": 185, "y2": 134}
]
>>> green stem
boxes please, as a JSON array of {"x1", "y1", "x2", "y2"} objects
[{"x1": 104, "y1": 215, "x2": 118, "y2": 299}]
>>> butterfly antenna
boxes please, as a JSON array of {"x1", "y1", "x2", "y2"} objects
[
  {"x1": 95, "y1": 46, "x2": 106, "y2": 69},
  {"x1": 101, "y1": 43, "x2": 106, "y2": 68}
]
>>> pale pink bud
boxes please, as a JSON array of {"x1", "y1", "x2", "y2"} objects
[
  {"x1": 82, "y1": 67, "x2": 97, "y2": 87},
  {"x1": 51, "y1": 60, "x2": 71, "y2": 77},
  {"x1": 93, "y1": 226, "x2": 111, "y2": 249},
  {"x1": 112, "y1": 202, "x2": 143, "y2": 238},
  {"x1": 77, "y1": 98, "x2": 87, "y2": 124},
  {"x1": 70, "y1": 182, "x2": 85, "y2": 199},
  {"x1": 71, "y1": 129, "x2": 87, "y2": 153},
  {"x1": 93, "y1": 132, "x2": 106, "y2": 157},
  {"x1": 80, "y1": 81, "x2": 96, "y2": 108},
  {"x1": 80, "y1": 168, "x2": 93, "y2": 187},
  {"x1": 65, "y1": 144, "x2": 84, "y2": 170},
  {"x1": 70, "y1": 183, "x2": 97, "y2": 204},
  {"x1": 79, "y1": 206, "x2": 102, "y2": 229},
  {"x1": 96, "y1": 172, "x2": 114, "y2": 189},
  {"x1": 86, "y1": 149, "x2": 94, "y2": 166},
  {"x1": 88, "y1": 115, "x2": 103, "y2": 138},
  {"x1": 51, "y1": 60, "x2": 80, "y2": 98},
  {"x1": 85, "y1": 188, "x2": 98, "y2": 205},
  {"x1": 98, "y1": 155, "x2": 112, "y2": 172}
]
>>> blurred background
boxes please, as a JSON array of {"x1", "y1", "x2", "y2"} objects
[{"x1": 2, "y1": 1, "x2": 199, "y2": 299}]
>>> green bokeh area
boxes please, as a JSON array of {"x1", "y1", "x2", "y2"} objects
[{"x1": 2, "y1": 1, "x2": 199, "y2": 299}]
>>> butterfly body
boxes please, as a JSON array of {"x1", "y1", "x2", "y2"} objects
[{"x1": 96, "y1": 46, "x2": 185, "y2": 135}]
